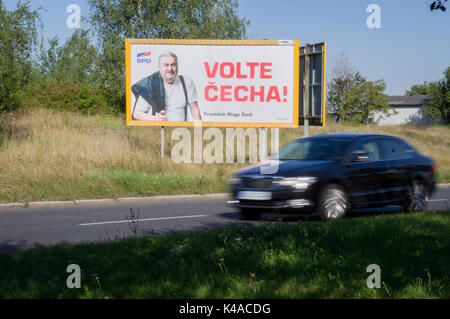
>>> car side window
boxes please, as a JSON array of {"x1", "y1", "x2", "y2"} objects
[
  {"x1": 354, "y1": 139, "x2": 381, "y2": 161},
  {"x1": 380, "y1": 138, "x2": 408, "y2": 160},
  {"x1": 283, "y1": 141, "x2": 311, "y2": 160}
]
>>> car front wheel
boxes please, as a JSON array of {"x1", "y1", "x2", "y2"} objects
[{"x1": 318, "y1": 184, "x2": 349, "y2": 221}]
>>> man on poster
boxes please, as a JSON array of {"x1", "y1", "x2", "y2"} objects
[{"x1": 132, "y1": 51, "x2": 202, "y2": 121}]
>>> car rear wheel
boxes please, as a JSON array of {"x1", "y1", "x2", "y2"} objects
[
  {"x1": 404, "y1": 180, "x2": 428, "y2": 212},
  {"x1": 318, "y1": 184, "x2": 349, "y2": 221}
]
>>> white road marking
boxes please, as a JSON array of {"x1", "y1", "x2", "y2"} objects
[
  {"x1": 78, "y1": 214, "x2": 208, "y2": 226},
  {"x1": 428, "y1": 199, "x2": 448, "y2": 202}
]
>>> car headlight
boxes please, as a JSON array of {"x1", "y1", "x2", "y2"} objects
[
  {"x1": 228, "y1": 177, "x2": 241, "y2": 185},
  {"x1": 273, "y1": 176, "x2": 317, "y2": 189}
]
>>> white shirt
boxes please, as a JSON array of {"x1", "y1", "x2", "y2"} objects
[{"x1": 134, "y1": 75, "x2": 198, "y2": 121}]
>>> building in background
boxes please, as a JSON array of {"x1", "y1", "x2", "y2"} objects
[
  {"x1": 377, "y1": 95, "x2": 431, "y2": 125},
  {"x1": 327, "y1": 95, "x2": 433, "y2": 125}
]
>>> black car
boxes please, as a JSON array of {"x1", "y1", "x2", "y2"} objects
[{"x1": 228, "y1": 133, "x2": 437, "y2": 220}]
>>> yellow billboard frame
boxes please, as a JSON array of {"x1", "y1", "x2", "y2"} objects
[{"x1": 125, "y1": 38, "x2": 299, "y2": 128}]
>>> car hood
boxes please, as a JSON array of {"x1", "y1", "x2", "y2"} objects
[{"x1": 235, "y1": 159, "x2": 333, "y2": 177}]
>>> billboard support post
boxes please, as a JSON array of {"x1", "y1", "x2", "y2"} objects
[
  {"x1": 161, "y1": 126, "x2": 164, "y2": 161},
  {"x1": 273, "y1": 128, "x2": 279, "y2": 157},
  {"x1": 259, "y1": 128, "x2": 267, "y2": 161},
  {"x1": 303, "y1": 44, "x2": 310, "y2": 137}
]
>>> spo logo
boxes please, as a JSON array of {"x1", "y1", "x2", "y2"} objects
[{"x1": 137, "y1": 51, "x2": 152, "y2": 63}]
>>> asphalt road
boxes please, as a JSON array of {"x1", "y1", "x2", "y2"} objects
[{"x1": 0, "y1": 187, "x2": 448, "y2": 252}]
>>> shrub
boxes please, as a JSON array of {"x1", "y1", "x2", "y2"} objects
[{"x1": 18, "y1": 82, "x2": 117, "y2": 115}]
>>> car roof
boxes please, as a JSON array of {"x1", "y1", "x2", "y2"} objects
[{"x1": 297, "y1": 133, "x2": 394, "y2": 140}]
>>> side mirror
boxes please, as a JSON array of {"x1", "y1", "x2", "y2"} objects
[{"x1": 351, "y1": 150, "x2": 370, "y2": 162}]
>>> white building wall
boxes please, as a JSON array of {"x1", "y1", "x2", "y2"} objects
[{"x1": 377, "y1": 107, "x2": 425, "y2": 125}]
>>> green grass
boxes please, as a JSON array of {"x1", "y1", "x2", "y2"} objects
[
  {"x1": 3, "y1": 167, "x2": 230, "y2": 202},
  {"x1": 80, "y1": 168, "x2": 229, "y2": 197},
  {"x1": 1, "y1": 211, "x2": 448, "y2": 298}
]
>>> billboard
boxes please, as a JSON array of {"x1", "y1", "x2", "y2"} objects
[
  {"x1": 299, "y1": 42, "x2": 327, "y2": 126},
  {"x1": 125, "y1": 39, "x2": 299, "y2": 128}
]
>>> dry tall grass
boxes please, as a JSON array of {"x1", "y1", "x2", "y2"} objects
[
  {"x1": 0, "y1": 108, "x2": 236, "y2": 201},
  {"x1": 0, "y1": 108, "x2": 448, "y2": 202}
]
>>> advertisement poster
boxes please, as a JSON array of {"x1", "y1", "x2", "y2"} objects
[{"x1": 125, "y1": 39, "x2": 299, "y2": 127}]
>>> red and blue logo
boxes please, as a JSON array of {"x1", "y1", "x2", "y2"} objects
[{"x1": 137, "y1": 51, "x2": 152, "y2": 63}]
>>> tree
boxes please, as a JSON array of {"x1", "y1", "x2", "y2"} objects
[
  {"x1": 327, "y1": 72, "x2": 362, "y2": 123},
  {"x1": 327, "y1": 53, "x2": 357, "y2": 122},
  {"x1": 405, "y1": 82, "x2": 435, "y2": 96},
  {"x1": 88, "y1": 0, "x2": 249, "y2": 111},
  {"x1": 355, "y1": 79, "x2": 392, "y2": 125},
  {"x1": 327, "y1": 55, "x2": 392, "y2": 124},
  {"x1": 0, "y1": 1, "x2": 40, "y2": 111},
  {"x1": 406, "y1": 67, "x2": 450, "y2": 124},
  {"x1": 39, "y1": 37, "x2": 60, "y2": 81},
  {"x1": 40, "y1": 29, "x2": 98, "y2": 83},
  {"x1": 430, "y1": 67, "x2": 450, "y2": 124}
]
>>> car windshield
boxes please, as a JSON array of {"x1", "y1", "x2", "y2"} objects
[{"x1": 278, "y1": 138, "x2": 352, "y2": 161}]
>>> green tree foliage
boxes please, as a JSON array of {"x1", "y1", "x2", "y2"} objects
[
  {"x1": 18, "y1": 29, "x2": 109, "y2": 114},
  {"x1": 40, "y1": 29, "x2": 98, "y2": 83},
  {"x1": 88, "y1": 0, "x2": 249, "y2": 111},
  {"x1": 0, "y1": 1, "x2": 40, "y2": 111},
  {"x1": 431, "y1": 67, "x2": 450, "y2": 124},
  {"x1": 405, "y1": 82, "x2": 435, "y2": 96},
  {"x1": 327, "y1": 70, "x2": 392, "y2": 125},
  {"x1": 406, "y1": 67, "x2": 450, "y2": 124}
]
